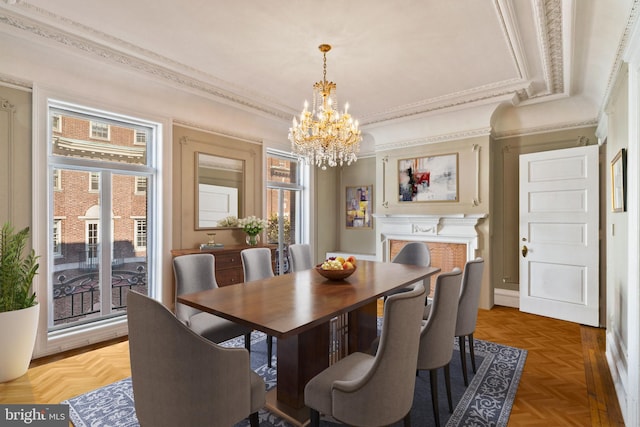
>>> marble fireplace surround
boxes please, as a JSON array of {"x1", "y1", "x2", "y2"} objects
[{"x1": 372, "y1": 213, "x2": 488, "y2": 262}]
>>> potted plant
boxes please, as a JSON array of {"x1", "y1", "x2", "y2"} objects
[{"x1": 0, "y1": 223, "x2": 39, "y2": 383}]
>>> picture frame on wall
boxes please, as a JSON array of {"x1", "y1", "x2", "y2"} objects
[
  {"x1": 346, "y1": 185, "x2": 373, "y2": 228},
  {"x1": 398, "y1": 153, "x2": 459, "y2": 202},
  {"x1": 611, "y1": 148, "x2": 627, "y2": 212}
]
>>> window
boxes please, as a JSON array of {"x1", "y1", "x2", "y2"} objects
[
  {"x1": 53, "y1": 169, "x2": 62, "y2": 191},
  {"x1": 135, "y1": 176, "x2": 147, "y2": 194},
  {"x1": 53, "y1": 219, "x2": 62, "y2": 257},
  {"x1": 89, "y1": 172, "x2": 100, "y2": 192},
  {"x1": 134, "y1": 219, "x2": 147, "y2": 250},
  {"x1": 46, "y1": 101, "x2": 157, "y2": 335},
  {"x1": 266, "y1": 150, "x2": 307, "y2": 274},
  {"x1": 135, "y1": 130, "x2": 147, "y2": 146},
  {"x1": 90, "y1": 121, "x2": 109, "y2": 140},
  {"x1": 52, "y1": 114, "x2": 61, "y2": 133},
  {"x1": 86, "y1": 221, "x2": 99, "y2": 267}
]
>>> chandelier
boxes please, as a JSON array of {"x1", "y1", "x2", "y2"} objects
[{"x1": 288, "y1": 44, "x2": 362, "y2": 170}]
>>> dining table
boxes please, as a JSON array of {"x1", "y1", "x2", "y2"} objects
[{"x1": 177, "y1": 259, "x2": 440, "y2": 425}]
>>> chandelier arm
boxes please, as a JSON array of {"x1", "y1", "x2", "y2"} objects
[{"x1": 288, "y1": 43, "x2": 361, "y2": 170}]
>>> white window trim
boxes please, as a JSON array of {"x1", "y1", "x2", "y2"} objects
[{"x1": 32, "y1": 86, "x2": 171, "y2": 358}]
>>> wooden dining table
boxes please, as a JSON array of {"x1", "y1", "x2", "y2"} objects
[{"x1": 177, "y1": 260, "x2": 440, "y2": 425}]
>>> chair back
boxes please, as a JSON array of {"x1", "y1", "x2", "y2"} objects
[
  {"x1": 455, "y1": 257, "x2": 484, "y2": 337},
  {"x1": 417, "y1": 268, "x2": 463, "y2": 370},
  {"x1": 332, "y1": 283, "x2": 426, "y2": 425},
  {"x1": 127, "y1": 291, "x2": 262, "y2": 427},
  {"x1": 391, "y1": 241, "x2": 431, "y2": 267},
  {"x1": 173, "y1": 254, "x2": 218, "y2": 324},
  {"x1": 241, "y1": 248, "x2": 274, "y2": 281},
  {"x1": 288, "y1": 244, "x2": 313, "y2": 272}
]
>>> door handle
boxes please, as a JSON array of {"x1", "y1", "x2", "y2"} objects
[{"x1": 522, "y1": 245, "x2": 528, "y2": 257}]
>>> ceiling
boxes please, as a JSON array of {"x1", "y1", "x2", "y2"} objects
[{"x1": 0, "y1": 0, "x2": 635, "y2": 130}]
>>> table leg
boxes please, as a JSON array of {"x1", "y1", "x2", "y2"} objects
[
  {"x1": 275, "y1": 321, "x2": 330, "y2": 408},
  {"x1": 348, "y1": 300, "x2": 378, "y2": 353}
]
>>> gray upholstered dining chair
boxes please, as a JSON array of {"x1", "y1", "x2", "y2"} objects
[
  {"x1": 304, "y1": 282, "x2": 426, "y2": 427},
  {"x1": 240, "y1": 247, "x2": 275, "y2": 367},
  {"x1": 127, "y1": 291, "x2": 265, "y2": 427},
  {"x1": 455, "y1": 257, "x2": 485, "y2": 386},
  {"x1": 173, "y1": 254, "x2": 252, "y2": 350},
  {"x1": 416, "y1": 268, "x2": 463, "y2": 427},
  {"x1": 288, "y1": 243, "x2": 313, "y2": 272},
  {"x1": 386, "y1": 241, "x2": 432, "y2": 303}
]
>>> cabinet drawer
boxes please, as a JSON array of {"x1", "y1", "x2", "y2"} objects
[
  {"x1": 214, "y1": 253, "x2": 242, "y2": 270},
  {"x1": 216, "y1": 268, "x2": 244, "y2": 287}
]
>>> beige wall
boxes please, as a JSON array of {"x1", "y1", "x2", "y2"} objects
[
  {"x1": 314, "y1": 167, "x2": 339, "y2": 265},
  {"x1": 377, "y1": 136, "x2": 492, "y2": 308},
  {"x1": 337, "y1": 157, "x2": 377, "y2": 255},
  {"x1": 0, "y1": 86, "x2": 32, "y2": 234},
  {"x1": 605, "y1": 69, "x2": 629, "y2": 355},
  {"x1": 171, "y1": 125, "x2": 264, "y2": 251}
]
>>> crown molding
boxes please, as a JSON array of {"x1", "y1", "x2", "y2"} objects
[
  {"x1": 173, "y1": 120, "x2": 263, "y2": 146},
  {"x1": 602, "y1": 0, "x2": 640, "y2": 113},
  {"x1": 0, "y1": 4, "x2": 293, "y2": 121},
  {"x1": 0, "y1": 71, "x2": 31, "y2": 90},
  {"x1": 534, "y1": 0, "x2": 565, "y2": 96},
  {"x1": 0, "y1": 0, "x2": 573, "y2": 128},
  {"x1": 362, "y1": 0, "x2": 565, "y2": 126},
  {"x1": 376, "y1": 127, "x2": 492, "y2": 152},
  {"x1": 493, "y1": 118, "x2": 597, "y2": 139}
]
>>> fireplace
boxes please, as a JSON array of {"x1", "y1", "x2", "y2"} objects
[{"x1": 373, "y1": 214, "x2": 487, "y2": 281}]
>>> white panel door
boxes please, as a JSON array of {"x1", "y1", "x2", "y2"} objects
[
  {"x1": 198, "y1": 183, "x2": 238, "y2": 227},
  {"x1": 519, "y1": 145, "x2": 599, "y2": 326}
]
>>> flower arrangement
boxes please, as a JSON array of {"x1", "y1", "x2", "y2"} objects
[
  {"x1": 238, "y1": 216, "x2": 268, "y2": 236},
  {"x1": 217, "y1": 216, "x2": 239, "y2": 228}
]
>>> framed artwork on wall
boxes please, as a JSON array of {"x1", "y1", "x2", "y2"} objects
[
  {"x1": 346, "y1": 185, "x2": 373, "y2": 228},
  {"x1": 611, "y1": 148, "x2": 627, "y2": 212},
  {"x1": 398, "y1": 153, "x2": 458, "y2": 202}
]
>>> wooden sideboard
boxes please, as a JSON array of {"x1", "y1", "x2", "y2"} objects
[{"x1": 171, "y1": 244, "x2": 277, "y2": 287}]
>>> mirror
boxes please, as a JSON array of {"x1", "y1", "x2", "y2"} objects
[{"x1": 196, "y1": 152, "x2": 244, "y2": 229}]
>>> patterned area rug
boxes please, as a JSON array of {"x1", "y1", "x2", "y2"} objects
[{"x1": 63, "y1": 330, "x2": 526, "y2": 427}]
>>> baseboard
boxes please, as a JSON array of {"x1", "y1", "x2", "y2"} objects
[
  {"x1": 494, "y1": 288, "x2": 519, "y2": 308},
  {"x1": 606, "y1": 328, "x2": 629, "y2": 425}
]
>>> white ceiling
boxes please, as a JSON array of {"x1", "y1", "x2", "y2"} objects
[{"x1": 0, "y1": 0, "x2": 635, "y2": 130}]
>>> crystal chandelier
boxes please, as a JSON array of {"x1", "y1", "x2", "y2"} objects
[{"x1": 288, "y1": 44, "x2": 362, "y2": 170}]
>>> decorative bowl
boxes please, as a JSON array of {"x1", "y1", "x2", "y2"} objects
[{"x1": 314, "y1": 265, "x2": 357, "y2": 281}]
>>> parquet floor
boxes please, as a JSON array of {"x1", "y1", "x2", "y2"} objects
[{"x1": 0, "y1": 306, "x2": 626, "y2": 426}]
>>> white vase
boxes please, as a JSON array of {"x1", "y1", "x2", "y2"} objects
[{"x1": 0, "y1": 303, "x2": 39, "y2": 383}]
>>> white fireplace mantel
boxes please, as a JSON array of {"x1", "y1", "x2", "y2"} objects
[{"x1": 372, "y1": 213, "x2": 488, "y2": 262}]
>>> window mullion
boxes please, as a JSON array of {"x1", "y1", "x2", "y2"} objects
[{"x1": 100, "y1": 171, "x2": 113, "y2": 316}]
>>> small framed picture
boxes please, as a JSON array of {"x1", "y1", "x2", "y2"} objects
[
  {"x1": 611, "y1": 148, "x2": 627, "y2": 212},
  {"x1": 398, "y1": 153, "x2": 458, "y2": 202},
  {"x1": 346, "y1": 185, "x2": 373, "y2": 228}
]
